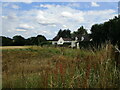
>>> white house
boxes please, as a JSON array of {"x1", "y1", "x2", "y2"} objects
[
  {"x1": 52, "y1": 34, "x2": 93, "y2": 48},
  {"x1": 52, "y1": 37, "x2": 79, "y2": 48}
]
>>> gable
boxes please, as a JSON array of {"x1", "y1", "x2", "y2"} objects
[{"x1": 57, "y1": 37, "x2": 64, "y2": 44}]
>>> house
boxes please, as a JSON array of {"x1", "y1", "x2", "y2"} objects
[
  {"x1": 52, "y1": 37, "x2": 79, "y2": 48},
  {"x1": 52, "y1": 34, "x2": 92, "y2": 48}
]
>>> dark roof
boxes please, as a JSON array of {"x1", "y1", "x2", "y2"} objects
[
  {"x1": 53, "y1": 34, "x2": 92, "y2": 41},
  {"x1": 53, "y1": 36, "x2": 72, "y2": 41},
  {"x1": 62, "y1": 38, "x2": 72, "y2": 41},
  {"x1": 53, "y1": 36, "x2": 60, "y2": 41}
]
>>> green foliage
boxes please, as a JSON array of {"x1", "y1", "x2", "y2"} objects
[
  {"x1": 91, "y1": 16, "x2": 120, "y2": 48},
  {"x1": 58, "y1": 29, "x2": 71, "y2": 38},
  {"x1": 71, "y1": 26, "x2": 88, "y2": 40},
  {"x1": 0, "y1": 36, "x2": 13, "y2": 46},
  {"x1": 25, "y1": 35, "x2": 47, "y2": 46},
  {"x1": 13, "y1": 35, "x2": 26, "y2": 46},
  {"x1": 53, "y1": 29, "x2": 71, "y2": 40},
  {"x1": 1, "y1": 35, "x2": 47, "y2": 46}
]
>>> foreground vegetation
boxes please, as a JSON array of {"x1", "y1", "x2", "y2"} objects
[{"x1": 2, "y1": 45, "x2": 120, "y2": 88}]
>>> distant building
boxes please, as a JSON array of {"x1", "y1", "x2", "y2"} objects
[
  {"x1": 52, "y1": 34, "x2": 92, "y2": 48},
  {"x1": 52, "y1": 37, "x2": 78, "y2": 48}
]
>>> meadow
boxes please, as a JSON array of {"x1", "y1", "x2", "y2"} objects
[{"x1": 1, "y1": 45, "x2": 120, "y2": 88}]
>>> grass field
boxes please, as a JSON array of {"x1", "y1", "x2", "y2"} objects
[
  {"x1": 2, "y1": 45, "x2": 120, "y2": 88},
  {"x1": 0, "y1": 46, "x2": 31, "y2": 50}
]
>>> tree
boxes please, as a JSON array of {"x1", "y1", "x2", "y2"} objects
[
  {"x1": 1, "y1": 36, "x2": 13, "y2": 46},
  {"x1": 72, "y1": 26, "x2": 88, "y2": 39},
  {"x1": 54, "y1": 29, "x2": 71, "y2": 39},
  {"x1": 77, "y1": 26, "x2": 88, "y2": 35},
  {"x1": 26, "y1": 35, "x2": 47, "y2": 45},
  {"x1": 13, "y1": 35, "x2": 26, "y2": 46},
  {"x1": 35, "y1": 35, "x2": 47, "y2": 45},
  {"x1": 90, "y1": 16, "x2": 120, "y2": 48},
  {"x1": 61, "y1": 29, "x2": 71, "y2": 38},
  {"x1": 26, "y1": 37, "x2": 36, "y2": 45}
]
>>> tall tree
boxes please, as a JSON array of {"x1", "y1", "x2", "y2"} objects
[
  {"x1": 77, "y1": 26, "x2": 88, "y2": 35},
  {"x1": 90, "y1": 16, "x2": 120, "y2": 48},
  {"x1": 35, "y1": 35, "x2": 47, "y2": 45},
  {"x1": 72, "y1": 26, "x2": 88, "y2": 39},
  {"x1": 54, "y1": 29, "x2": 71, "y2": 39},
  {"x1": 13, "y1": 35, "x2": 26, "y2": 46},
  {"x1": 1, "y1": 36, "x2": 13, "y2": 46}
]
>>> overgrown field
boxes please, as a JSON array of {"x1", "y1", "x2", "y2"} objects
[{"x1": 2, "y1": 45, "x2": 120, "y2": 88}]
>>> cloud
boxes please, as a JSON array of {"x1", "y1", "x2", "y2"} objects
[
  {"x1": 61, "y1": 11, "x2": 73, "y2": 17},
  {"x1": 2, "y1": 3, "x2": 20, "y2": 9},
  {"x1": 67, "y1": 3, "x2": 80, "y2": 8},
  {"x1": 91, "y1": 2, "x2": 100, "y2": 7},
  {"x1": 11, "y1": 5, "x2": 20, "y2": 9},
  {"x1": 2, "y1": 0, "x2": 120, "y2": 2},
  {"x1": 38, "y1": 22, "x2": 56, "y2": 26},
  {"x1": 63, "y1": 25, "x2": 67, "y2": 28},
  {"x1": 2, "y1": 3, "x2": 117, "y2": 39},
  {"x1": 23, "y1": 1, "x2": 33, "y2": 4},
  {"x1": 2, "y1": 0, "x2": 34, "y2": 3},
  {"x1": 2, "y1": 3, "x2": 9, "y2": 7},
  {"x1": 39, "y1": 4, "x2": 53, "y2": 8},
  {"x1": 34, "y1": 4, "x2": 61, "y2": 8},
  {"x1": 19, "y1": 24, "x2": 34, "y2": 29},
  {"x1": 2, "y1": 16, "x2": 8, "y2": 19},
  {"x1": 16, "y1": 29, "x2": 27, "y2": 31},
  {"x1": 61, "y1": 11, "x2": 84, "y2": 22}
]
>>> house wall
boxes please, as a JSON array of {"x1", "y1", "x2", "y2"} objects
[
  {"x1": 57, "y1": 37, "x2": 64, "y2": 45},
  {"x1": 52, "y1": 37, "x2": 79, "y2": 48},
  {"x1": 71, "y1": 41, "x2": 76, "y2": 48},
  {"x1": 52, "y1": 41, "x2": 57, "y2": 45}
]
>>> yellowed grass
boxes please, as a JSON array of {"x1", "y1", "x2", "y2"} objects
[
  {"x1": 2, "y1": 45, "x2": 120, "y2": 88},
  {"x1": 0, "y1": 46, "x2": 31, "y2": 50}
]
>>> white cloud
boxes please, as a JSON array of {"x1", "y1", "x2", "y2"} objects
[
  {"x1": 23, "y1": 1, "x2": 33, "y2": 4},
  {"x1": 67, "y1": 3, "x2": 80, "y2": 8},
  {"x1": 39, "y1": 4, "x2": 53, "y2": 8},
  {"x1": 61, "y1": 11, "x2": 73, "y2": 17},
  {"x1": 50, "y1": 24, "x2": 57, "y2": 27},
  {"x1": 2, "y1": 16, "x2": 8, "y2": 19},
  {"x1": 61, "y1": 11, "x2": 84, "y2": 22},
  {"x1": 19, "y1": 24, "x2": 34, "y2": 29},
  {"x1": 2, "y1": 0, "x2": 120, "y2": 2},
  {"x1": 16, "y1": 29, "x2": 27, "y2": 31},
  {"x1": 2, "y1": 3, "x2": 9, "y2": 7},
  {"x1": 2, "y1": 3, "x2": 20, "y2": 9},
  {"x1": 91, "y1": 2, "x2": 100, "y2": 7},
  {"x1": 63, "y1": 25, "x2": 67, "y2": 28},
  {"x1": 11, "y1": 5, "x2": 20, "y2": 9},
  {"x1": 2, "y1": 3, "x2": 117, "y2": 39},
  {"x1": 34, "y1": 4, "x2": 60, "y2": 8}
]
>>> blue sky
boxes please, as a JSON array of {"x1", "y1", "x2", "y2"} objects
[{"x1": 1, "y1": 2, "x2": 118, "y2": 39}]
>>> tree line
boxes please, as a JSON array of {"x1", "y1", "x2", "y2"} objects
[
  {"x1": 0, "y1": 35, "x2": 49, "y2": 46},
  {"x1": 53, "y1": 16, "x2": 120, "y2": 49},
  {"x1": 1, "y1": 15, "x2": 120, "y2": 48},
  {"x1": 91, "y1": 16, "x2": 120, "y2": 49},
  {"x1": 53, "y1": 26, "x2": 88, "y2": 40}
]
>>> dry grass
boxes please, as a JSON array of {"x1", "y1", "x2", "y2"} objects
[
  {"x1": 0, "y1": 46, "x2": 31, "y2": 50},
  {"x1": 2, "y1": 45, "x2": 120, "y2": 88}
]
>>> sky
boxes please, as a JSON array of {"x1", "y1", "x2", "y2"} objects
[{"x1": 1, "y1": 2, "x2": 118, "y2": 39}]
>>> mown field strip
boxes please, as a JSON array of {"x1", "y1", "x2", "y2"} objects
[{"x1": 0, "y1": 46, "x2": 31, "y2": 50}]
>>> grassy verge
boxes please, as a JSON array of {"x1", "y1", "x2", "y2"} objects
[{"x1": 2, "y1": 45, "x2": 120, "y2": 88}]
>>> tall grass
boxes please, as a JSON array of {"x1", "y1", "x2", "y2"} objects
[{"x1": 2, "y1": 44, "x2": 120, "y2": 88}]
